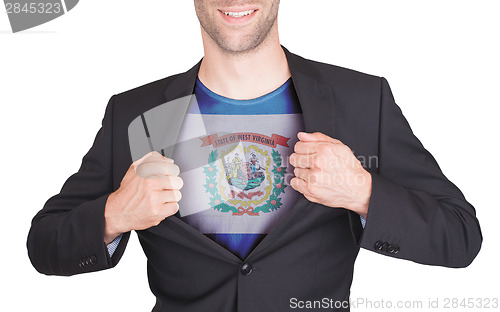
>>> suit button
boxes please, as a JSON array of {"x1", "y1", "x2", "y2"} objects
[
  {"x1": 89, "y1": 256, "x2": 97, "y2": 265},
  {"x1": 240, "y1": 263, "x2": 253, "y2": 276},
  {"x1": 374, "y1": 241, "x2": 383, "y2": 250},
  {"x1": 79, "y1": 258, "x2": 87, "y2": 267},
  {"x1": 393, "y1": 245, "x2": 400, "y2": 254},
  {"x1": 387, "y1": 244, "x2": 395, "y2": 254},
  {"x1": 381, "y1": 242, "x2": 389, "y2": 252}
]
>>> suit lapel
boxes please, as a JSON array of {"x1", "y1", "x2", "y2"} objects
[
  {"x1": 283, "y1": 46, "x2": 337, "y2": 137},
  {"x1": 163, "y1": 60, "x2": 201, "y2": 102},
  {"x1": 156, "y1": 46, "x2": 338, "y2": 261}
]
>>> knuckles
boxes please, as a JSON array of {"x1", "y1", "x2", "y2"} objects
[
  {"x1": 316, "y1": 143, "x2": 331, "y2": 155},
  {"x1": 308, "y1": 169, "x2": 321, "y2": 185},
  {"x1": 313, "y1": 155, "x2": 326, "y2": 168}
]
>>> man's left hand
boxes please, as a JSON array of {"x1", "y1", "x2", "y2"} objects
[{"x1": 289, "y1": 132, "x2": 372, "y2": 219}]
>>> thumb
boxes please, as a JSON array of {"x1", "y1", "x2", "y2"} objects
[
  {"x1": 133, "y1": 151, "x2": 160, "y2": 167},
  {"x1": 134, "y1": 151, "x2": 174, "y2": 165},
  {"x1": 297, "y1": 131, "x2": 341, "y2": 144}
]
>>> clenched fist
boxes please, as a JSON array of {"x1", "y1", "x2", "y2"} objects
[
  {"x1": 289, "y1": 132, "x2": 372, "y2": 219},
  {"x1": 104, "y1": 151, "x2": 184, "y2": 244}
]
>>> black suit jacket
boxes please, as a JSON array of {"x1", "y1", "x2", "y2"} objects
[{"x1": 27, "y1": 46, "x2": 482, "y2": 312}]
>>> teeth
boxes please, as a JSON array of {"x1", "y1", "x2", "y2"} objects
[{"x1": 222, "y1": 10, "x2": 255, "y2": 18}]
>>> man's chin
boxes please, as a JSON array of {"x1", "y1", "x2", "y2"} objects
[{"x1": 215, "y1": 36, "x2": 266, "y2": 55}]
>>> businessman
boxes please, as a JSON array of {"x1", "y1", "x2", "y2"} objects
[{"x1": 27, "y1": 1, "x2": 482, "y2": 311}]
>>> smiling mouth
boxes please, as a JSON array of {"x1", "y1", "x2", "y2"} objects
[{"x1": 219, "y1": 9, "x2": 257, "y2": 18}]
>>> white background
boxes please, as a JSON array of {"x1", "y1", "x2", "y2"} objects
[{"x1": 1, "y1": 1, "x2": 499, "y2": 311}]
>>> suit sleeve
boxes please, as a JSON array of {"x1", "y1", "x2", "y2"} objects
[
  {"x1": 27, "y1": 95, "x2": 130, "y2": 276},
  {"x1": 352, "y1": 77, "x2": 482, "y2": 268}
]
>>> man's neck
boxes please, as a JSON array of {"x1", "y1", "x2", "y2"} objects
[{"x1": 197, "y1": 30, "x2": 291, "y2": 100}]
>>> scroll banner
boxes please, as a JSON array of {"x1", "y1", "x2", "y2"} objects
[
  {"x1": 229, "y1": 190, "x2": 264, "y2": 200},
  {"x1": 200, "y1": 132, "x2": 290, "y2": 149}
]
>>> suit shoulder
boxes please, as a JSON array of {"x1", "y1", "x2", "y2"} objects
[
  {"x1": 113, "y1": 72, "x2": 182, "y2": 104},
  {"x1": 294, "y1": 53, "x2": 382, "y2": 86},
  {"x1": 105, "y1": 70, "x2": 191, "y2": 127}
]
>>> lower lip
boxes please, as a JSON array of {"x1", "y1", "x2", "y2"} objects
[{"x1": 218, "y1": 10, "x2": 258, "y2": 24}]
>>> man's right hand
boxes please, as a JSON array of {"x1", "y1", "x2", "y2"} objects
[{"x1": 103, "y1": 151, "x2": 183, "y2": 244}]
